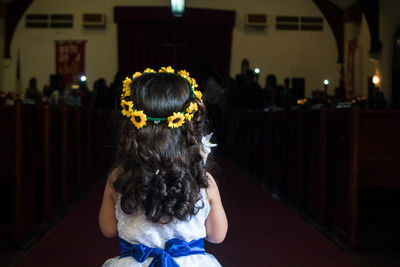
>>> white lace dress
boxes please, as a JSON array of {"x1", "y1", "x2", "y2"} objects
[{"x1": 102, "y1": 189, "x2": 221, "y2": 267}]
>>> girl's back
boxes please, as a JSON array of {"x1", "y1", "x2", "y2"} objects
[
  {"x1": 103, "y1": 189, "x2": 220, "y2": 266},
  {"x1": 99, "y1": 68, "x2": 227, "y2": 267}
]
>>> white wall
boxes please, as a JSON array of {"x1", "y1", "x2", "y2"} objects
[
  {"x1": 379, "y1": 0, "x2": 400, "y2": 106},
  {"x1": 0, "y1": 15, "x2": 5, "y2": 92},
  {"x1": 358, "y1": 15, "x2": 377, "y2": 98},
  {"x1": 4, "y1": 0, "x2": 339, "y2": 97},
  {"x1": 343, "y1": 15, "x2": 376, "y2": 98}
]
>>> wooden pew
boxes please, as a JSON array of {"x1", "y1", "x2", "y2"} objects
[
  {"x1": 271, "y1": 108, "x2": 288, "y2": 200},
  {"x1": 15, "y1": 102, "x2": 44, "y2": 246},
  {"x1": 287, "y1": 107, "x2": 306, "y2": 210},
  {"x1": 358, "y1": 110, "x2": 400, "y2": 187},
  {"x1": 225, "y1": 105, "x2": 400, "y2": 249},
  {"x1": 261, "y1": 109, "x2": 273, "y2": 190},
  {"x1": 251, "y1": 110, "x2": 266, "y2": 182},
  {"x1": 326, "y1": 107, "x2": 352, "y2": 238},
  {"x1": 0, "y1": 105, "x2": 15, "y2": 247},
  {"x1": 246, "y1": 109, "x2": 263, "y2": 179},
  {"x1": 0, "y1": 102, "x2": 43, "y2": 247},
  {"x1": 0, "y1": 103, "x2": 116, "y2": 248},
  {"x1": 333, "y1": 108, "x2": 400, "y2": 248},
  {"x1": 61, "y1": 107, "x2": 76, "y2": 205},
  {"x1": 75, "y1": 107, "x2": 90, "y2": 190},
  {"x1": 227, "y1": 109, "x2": 273, "y2": 187},
  {"x1": 87, "y1": 109, "x2": 95, "y2": 182},
  {"x1": 304, "y1": 106, "x2": 328, "y2": 224},
  {"x1": 226, "y1": 111, "x2": 240, "y2": 160},
  {"x1": 94, "y1": 109, "x2": 116, "y2": 176},
  {"x1": 236, "y1": 110, "x2": 250, "y2": 168},
  {"x1": 104, "y1": 111, "x2": 119, "y2": 171},
  {"x1": 231, "y1": 110, "x2": 246, "y2": 167},
  {"x1": 42, "y1": 105, "x2": 62, "y2": 221}
]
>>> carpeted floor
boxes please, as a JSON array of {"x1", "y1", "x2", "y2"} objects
[{"x1": 16, "y1": 159, "x2": 357, "y2": 267}]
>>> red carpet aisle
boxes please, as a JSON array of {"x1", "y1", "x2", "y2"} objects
[
  {"x1": 17, "y1": 159, "x2": 357, "y2": 267},
  {"x1": 16, "y1": 182, "x2": 119, "y2": 267},
  {"x1": 205, "y1": 160, "x2": 357, "y2": 266}
]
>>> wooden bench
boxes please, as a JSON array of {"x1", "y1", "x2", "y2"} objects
[
  {"x1": 0, "y1": 103, "x2": 115, "y2": 248},
  {"x1": 271, "y1": 108, "x2": 288, "y2": 200},
  {"x1": 42, "y1": 105, "x2": 62, "y2": 221},
  {"x1": 261, "y1": 109, "x2": 273, "y2": 190},
  {"x1": 0, "y1": 102, "x2": 43, "y2": 247},
  {"x1": 304, "y1": 107, "x2": 328, "y2": 224},
  {"x1": 227, "y1": 106, "x2": 400, "y2": 249},
  {"x1": 332, "y1": 108, "x2": 400, "y2": 248},
  {"x1": 287, "y1": 107, "x2": 306, "y2": 210}
]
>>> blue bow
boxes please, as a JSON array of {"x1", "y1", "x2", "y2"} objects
[{"x1": 120, "y1": 238, "x2": 205, "y2": 267}]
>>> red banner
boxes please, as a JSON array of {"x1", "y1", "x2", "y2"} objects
[{"x1": 55, "y1": 40, "x2": 86, "y2": 85}]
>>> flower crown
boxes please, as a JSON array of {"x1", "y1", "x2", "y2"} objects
[{"x1": 120, "y1": 66, "x2": 203, "y2": 129}]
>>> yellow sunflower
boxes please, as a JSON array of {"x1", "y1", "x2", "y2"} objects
[
  {"x1": 185, "y1": 112, "x2": 194, "y2": 121},
  {"x1": 123, "y1": 77, "x2": 132, "y2": 88},
  {"x1": 177, "y1": 70, "x2": 190, "y2": 79},
  {"x1": 168, "y1": 112, "x2": 185, "y2": 128},
  {"x1": 121, "y1": 100, "x2": 133, "y2": 117},
  {"x1": 194, "y1": 90, "x2": 203, "y2": 102},
  {"x1": 122, "y1": 84, "x2": 131, "y2": 97},
  {"x1": 130, "y1": 110, "x2": 147, "y2": 129},
  {"x1": 186, "y1": 102, "x2": 198, "y2": 113},
  {"x1": 122, "y1": 89, "x2": 131, "y2": 98},
  {"x1": 159, "y1": 66, "x2": 175, "y2": 73},
  {"x1": 144, "y1": 68, "x2": 156, "y2": 73},
  {"x1": 132, "y1": 72, "x2": 142, "y2": 79},
  {"x1": 188, "y1": 77, "x2": 198, "y2": 89}
]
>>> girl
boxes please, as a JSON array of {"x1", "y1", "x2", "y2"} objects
[{"x1": 99, "y1": 67, "x2": 228, "y2": 267}]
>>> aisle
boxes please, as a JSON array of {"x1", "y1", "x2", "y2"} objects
[
  {"x1": 17, "y1": 159, "x2": 357, "y2": 267},
  {"x1": 16, "y1": 182, "x2": 118, "y2": 267}
]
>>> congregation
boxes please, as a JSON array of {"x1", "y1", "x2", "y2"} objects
[{"x1": 0, "y1": 57, "x2": 388, "y2": 118}]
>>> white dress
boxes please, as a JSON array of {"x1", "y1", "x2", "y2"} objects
[{"x1": 102, "y1": 189, "x2": 221, "y2": 267}]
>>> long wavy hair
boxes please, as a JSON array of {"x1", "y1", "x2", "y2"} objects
[{"x1": 112, "y1": 72, "x2": 210, "y2": 223}]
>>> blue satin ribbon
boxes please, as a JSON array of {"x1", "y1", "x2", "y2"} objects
[{"x1": 120, "y1": 238, "x2": 205, "y2": 267}]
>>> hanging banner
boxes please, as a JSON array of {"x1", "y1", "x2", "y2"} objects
[
  {"x1": 55, "y1": 40, "x2": 86, "y2": 85},
  {"x1": 347, "y1": 40, "x2": 357, "y2": 95}
]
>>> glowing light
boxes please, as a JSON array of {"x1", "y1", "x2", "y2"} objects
[
  {"x1": 171, "y1": 0, "x2": 185, "y2": 17},
  {"x1": 254, "y1": 68, "x2": 260, "y2": 74},
  {"x1": 372, "y1": 75, "x2": 380, "y2": 85},
  {"x1": 80, "y1": 75, "x2": 87, "y2": 82},
  {"x1": 323, "y1": 79, "x2": 329, "y2": 85},
  {"x1": 297, "y1": 98, "x2": 307, "y2": 105}
]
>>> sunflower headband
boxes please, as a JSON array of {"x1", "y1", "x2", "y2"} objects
[{"x1": 120, "y1": 66, "x2": 203, "y2": 129}]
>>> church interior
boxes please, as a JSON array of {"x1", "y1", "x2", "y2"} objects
[{"x1": 1, "y1": 0, "x2": 400, "y2": 266}]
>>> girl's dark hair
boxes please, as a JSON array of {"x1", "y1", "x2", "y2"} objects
[{"x1": 113, "y1": 72, "x2": 209, "y2": 223}]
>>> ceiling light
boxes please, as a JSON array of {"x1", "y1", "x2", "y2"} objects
[{"x1": 171, "y1": 0, "x2": 185, "y2": 17}]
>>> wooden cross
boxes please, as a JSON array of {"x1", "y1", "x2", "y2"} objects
[{"x1": 160, "y1": 32, "x2": 188, "y2": 66}]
